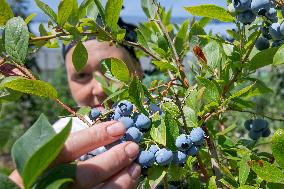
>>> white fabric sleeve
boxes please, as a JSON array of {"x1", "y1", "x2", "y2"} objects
[{"x1": 52, "y1": 116, "x2": 92, "y2": 133}]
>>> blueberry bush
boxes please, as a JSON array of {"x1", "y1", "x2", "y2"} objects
[{"x1": 1, "y1": 0, "x2": 284, "y2": 188}]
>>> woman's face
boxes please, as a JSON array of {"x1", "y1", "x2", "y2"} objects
[{"x1": 65, "y1": 40, "x2": 142, "y2": 110}]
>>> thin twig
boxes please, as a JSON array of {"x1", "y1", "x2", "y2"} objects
[
  {"x1": 196, "y1": 154, "x2": 209, "y2": 181},
  {"x1": 154, "y1": 4, "x2": 190, "y2": 89},
  {"x1": 229, "y1": 109, "x2": 284, "y2": 122},
  {"x1": 30, "y1": 32, "x2": 67, "y2": 42}
]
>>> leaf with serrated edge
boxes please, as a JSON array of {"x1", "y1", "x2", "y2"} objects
[{"x1": 272, "y1": 129, "x2": 284, "y2": 169}]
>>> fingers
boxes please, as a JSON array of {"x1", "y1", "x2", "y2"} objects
[
  {"x1": 55, "y1": 121, "x2": 126, "y2": 164},
  {"x1": 101, "y1": 163, "x2": 141, "y2": 189},
  {"x1": 9, "y1": 170, "x2": 24, "y2": 189},
  {"x1": 71, "y1": 142, "x2": 139, "y2": 189}
]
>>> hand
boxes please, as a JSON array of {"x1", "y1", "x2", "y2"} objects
[{"x1": 9, "y1": 121, "x2": 141, "y2": 189}]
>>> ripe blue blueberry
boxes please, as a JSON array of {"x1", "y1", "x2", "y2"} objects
[
  {"x1": 262, "y1": 128, "x2": 271, "y2": 137},
  {"x1": 79, "y1": 154, "x2": 93, "y2": 161},
  {"x1": 189, "y1": 127, "x2": 205, "y2": 146},
  {"x1": 118, "y1": 117, "x2": 134, "y2": 129},
  {"x1": 280, "y1": 22, "x2": 284, "y2": 35},
  {"x1": 134, "y1": 113, "x2": 151, "y2": 131},
  {"x1": 116, "y1": 100, "x2": 133, "y2": 117},
  {"x1": 173, "y1": 151, "x2": 188, "y2": 165},
  {"x1": 155, "y1": 148, "x2": 173, "y2": 166},
  {"x1": 265, "y1": 8, "x2": 278, "y2": 22},
  {"x1": 251, "y1": 0, "x2": 271, "y2": 15},
  {"x1": 269, "y1": 23, "x2": 283, "y2": 40},
  {"x1": 175, "y1": 134, "x2": 193, "y2": 151},
  {"x1": 137, "y1": 150, "x2": 155, "y2": 168},
  {"x1": 238, "y1": 10, "x2": 256, "y2": 25},
  {"x1": 244, "y1": 119, "x2": 253, "y2": 130},
  {"x1": 149, "y1": 145, "x2": 159, "y2": 155},
  {"x1": 125, "y1": 127, "x2": 143, "y2": 143},
  {"x1": 261, "y1": 27, "x2": 272, "y2": 40},
  {"x1": 255, "y1": 37, "x2": 270, "y2": 51},
  {"x1": 233, "y1": 0, "x2": 251, "y2": 12},
  {"x1": 248, "y1": 130, "x2": 262, "y2": 140},
  {"x1": 187, "y1": 146, "x2": 199, "y2": 156},
  {"x1": 89, "y1": 108, "x2": 101, "y2": 120},
  {"x1": 251, "y1": 119, "x2": 268, "y2": 131}
]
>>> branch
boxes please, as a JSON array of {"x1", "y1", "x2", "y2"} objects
[
  {"x1": 154, "y1": 5, "x2": 190, "y2": 89},
  {"x1": 229, "y1": 109, "x2": 284, "y2": 122},
  {"x1": 30, "y1": 32, "x2": 67, "y2": 42},
  {"x1": 196, "y1": 154, "x2": 209, "y2": 181}
]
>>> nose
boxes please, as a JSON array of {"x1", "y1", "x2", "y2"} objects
[{"x1": 91, "y1": 78, "x2": 105, "y2": 97}]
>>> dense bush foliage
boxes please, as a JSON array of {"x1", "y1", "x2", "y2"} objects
[{"x1": 1, "y1": 0, "x2": 284, "y2": 188}]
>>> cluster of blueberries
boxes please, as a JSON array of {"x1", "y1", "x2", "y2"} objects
[
  {"x1": 244, "y1": 118, "x2": 271, "y2": 140},
  {"x1": 137, "y1": 127, "x2": 205, "y2": 168},
  {"x1": 228, "y1": 0, "x2": 284, "y2": 50},
  {"x1": 81, "y1": 100, "x2": 206, "y2": 170}
]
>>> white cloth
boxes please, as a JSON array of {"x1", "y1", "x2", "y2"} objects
[{"x1": 52, "y1": 116, "x2": 92, "y2": 133}]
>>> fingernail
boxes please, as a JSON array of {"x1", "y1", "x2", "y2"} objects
[
  {"x1": 125, "y1": 142, "x2": 139, "y2": 158},
  {"x1": 128, "y1": 163, "x2": 141, "y2": 179},
  {"x1": 106, "y1": 122, "x2": 125, "y2": 137}
]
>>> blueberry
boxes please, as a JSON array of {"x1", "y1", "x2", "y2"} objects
[
  {"x1": 116, "y1": 100, "x2": 133, "y2": 116},
  {"x1": 125, "y1": 127, "x2": 143, "y2": 143},
  {"x1": 244, "y1": 119, "x2": 253, "y2": 130},
  {"x1": 233, "y1": 0, "x2": 251, "y2": 12},
  {"x1": 255, "y1": 37, "x2": 270, "y2": 51},
  {"x1": 173, "y1": 151, "x2": 188, "y2": 165},
  {"x1": 155, "y1": 148, "x2": 173, "y2": 166},
  {"x1": 269, "y1": 23, "x2": 283, "y2": 40},
  {"x1": 238, "y1": 10, "x2": 256, "y2": 25},
  {"x1": 248, "y1": 130, "x2": 262, "y2": 140},
  {"x1": 266, "y1": 8, "x2": 278, "y2": 22},
  {"x1": 89, "y1": 108, "x2": 101, "y2": 120},
  {"x1": 136, "y1": 150, "x2": 155, "y2": 168},
  {"x1": 251, "y1": 0, "x2": 271, "y2": 15},
  {"x1": 187, "y1": 146, "x2": 199, "y2": 156},
  {"x1": 261, "y1": 27, "x2": 272, "y2": 40},
  {"x1": 88, "y1": 146, "x2": 107, "y2": 156},
  {"x1": 149, "y1": 102, "x2": 163, "y2": 115},
  {"x1": 118, "y1": 117, "x2": 134, "y2": 129},
  {"x1": 175, "y1": 134, "x2": 193, "y2": 151},
  {"x1": 189, "y1": 127, "x2": 205, "y2": 146},
  {"x1": 280, "y1": 22, "x2": 284, "y2": 35},
  {"x1": 134, "y1": 113, "x2": 151, "y2": 131},
  {"x1": 111, "y1": 109, "x2": 122, "y2": 120},
  {"x1": 79, "y1": 154, "x2": 93, "y2": 161},
  {"x1": 251, "y1": 119, "x2": 268, "y2": 131},
  {"x1": 262, "y1": 128, "x2": 271, "y2": 137},
  {"x1": 149, "y1": 145, "x2": 159, "y2": 155}
]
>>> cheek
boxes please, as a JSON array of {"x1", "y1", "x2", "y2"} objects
[{"x1": 69, "y1": 82, "x2": 93, "y2": 106}]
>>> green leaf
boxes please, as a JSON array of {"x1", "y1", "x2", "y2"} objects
[
  {"x1": 101, "y1": 58, "x2": 130, "y2": 83},
  {"x1": 203, "y1": 40, "x2": 223, "y2": 68},
  {"x1": 161, "y1": 101, "x2": 180, "y2": 117},
  {"x1": 272, "y1": 129, "x2": 284, "y2": 169},
  {"x1": 105, "y1": 0, "x2": 124, "y2": 31},
  {"x1": 79, "y1": 0, "x2": 99, "y2": 19},
  {"x1": 248, "y1": 47, "x2": 279, "y2": 71},
  {"x1": 0, "y1": 173, "x2": 20, "y2": 189},
  {"x1": 175, "y1": 19, "x2": 189, "y2": 55},
  {"x1": 5, "y1": 17, "x2": 29, "y2": 64},
  {"x1": 94, "y1": 0, "x2": 105, "y2": 24},
  {"x1": 197, "y1": 77, "x2": 219, "y2": 103},
  {"x1": 150, "y1": 113, "x2": 166, "y2": 146},
  {"x1": 183, "y1": 106, "x2": 198, "y2": 127},
  {"x1": 34, "y1": 0, "x2": 57, "y2": 23},
  {"x1": 164, "y1": 113, "x2": 180, "y2": 151},
  {"x1": 0, "y1": 0, "x2": 14, "y2": 26},
  {"x1": 184, "y1": 5, "x2": 234, "y2": 22},
  {"x1": 128, "y1": 77, "x2": 147, "y2": 115},
  {"x1": 208, "y1": 176, "x2": 217, "y2": 189},
  {"x1": 34, "y1": 164, "x2": 76, "y2": 189},
  {"x1": 25, "y1": 13, "x2": 36, "y2": 24},
  {"x1": 250, "y1": 160, "x2": 284, "y2": 184},
  {"x1": 72, "y1": 42, "x2": 88, "y2": 72},
  {"x1": 57, "y1": 0, "x2": 74, "y2": 27},
  {"x1": 140, "y1": 0, "x2": 156, "y2": 18},
  {"x1": 146, "y1": 165, "x2": 166, "y2": 189},
  {"x1": 228, "y1": 83, "x2": 255, "y2": 101},
  {"x1": 1, "y1": 77, "x2": 58, "y2": 98},
  {"x1": 77, "y1": 106, "x2": 91, "y2": 115},
  {"x1": 12, "y1": 115, "x2": 72, "y2": 189},
  {"x1": 273, "y1": 45, "x2": 284, "y2": 65},
  {"x1": 238, "y1": 186, "x2": 259, "y2": 189},
  {"x1": 102, "y1": 88, "x2": 126, "y2": 105},
  {"x1": 238, "y1": 154, "x2": 250, "y2": 185},
  {"x1": 216, "y1": 123, "x2": 237, "y2": 136}
]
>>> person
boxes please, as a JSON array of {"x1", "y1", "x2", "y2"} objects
[{"x1": 9, "y1": 21, "x2": 144, "y2": 189}]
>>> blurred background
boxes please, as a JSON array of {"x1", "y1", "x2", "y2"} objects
[{"x1": 1, "y1": 0, "x2": 284, "y2": 175}]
